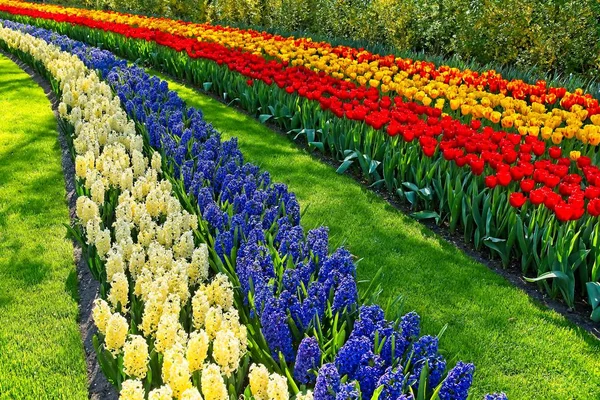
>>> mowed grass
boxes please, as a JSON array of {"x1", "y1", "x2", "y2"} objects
[
  {"x1": 154, "y1": 71, "x2": 600, "y2": 399},
  {"x1": 0, "y1": 55, "x2": 88, "y2": 398}
]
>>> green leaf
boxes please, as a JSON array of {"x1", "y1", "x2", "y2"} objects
[
  {"x1": 591, "y1": 306, "x2": 600, "y2": 322},
  {"x1": 411, "y1": 211, "x2": 440, "y2": 223},
  {"x1": 309, "y1": 141, "x2": 325, "y2": 152},
  {"x1": 371, "y1": 385, "x2": 385, "y2": 400},
  {"x1": 483, "y1": 237, "x2": 510, "y2": 267},
  {"x1": 258, "y1": 114, "x2": 273, "y2": 124},
  {"x1": 586, "y1": 282, "x2": 600, "y2": 309},
  {"x1": 336, "y1": 159, "x2": 354, "y2": 174}
]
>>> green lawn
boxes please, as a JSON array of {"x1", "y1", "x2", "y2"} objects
[
  {"x1": 155, "y1": 71, "x2": 600, "y2": 399},
  {"x1": 0, "y1": 55, "x2": 88, "y2": 398}
]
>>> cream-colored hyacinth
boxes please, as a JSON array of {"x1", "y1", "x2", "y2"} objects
[
  {"x1": 123, "y1": 335, "x2": 149, "y2": 379},
  {"x1": 120, "y1": 379, "x2": 146, "y2": 400},
  {"x1": 0, "y1": 24, "x2": 286, "y2": 399}
]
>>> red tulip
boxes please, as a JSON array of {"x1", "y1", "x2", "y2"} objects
[
  {"x1": 544, "y1": 174, "x2": 560, "y2": 189},
  {"x1": 497, "y1": 171, "x2": 512, "y2": 186},
  {"x1": 587, "y1": 198, "x2": 600, "y2": 217},
  {"x1": 554, "y1": 203, "x2": 573, "y2": 222},
  {"x1": 549, "y1": 146, "x2": 562, "y2": 159},
  {"x1": 422, "y1": 146, "x2": 436, "y2": 157},
  {"x1": 509, "y1": 192, "x2": 527, "y2": 208},
  {"x1": 403, "y1": 130, "x2": 415, "y2": 142},
  {"x1": 485, "y1": 175, "x2": 498, "y2": 189},
  {"x1": 529, "y1": 188, "x2": 546, "y2": 205},
  {"x1": 584, "y1": 186, "x2": 600, "y2": 199},
  {"x1": 544, "y1": 192, "x2": 561, "y2": 210},
  {"x1": 509, "y1": 166, "x2": 524, "y2": 181},
  {"x1": 532, "y1": 141, "x2": 546, "y2": 156},
  {"x1": 520, "y1": 179, "x2": 535, "y2": 192},
  {"x1": 577, "y1": 156, "x2": 592, "y2": 169}
]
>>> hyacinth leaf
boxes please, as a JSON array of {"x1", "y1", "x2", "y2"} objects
[
  {"x1": 417, "y1": 361, "x2": 430, "y2": 400},
  {"x1": 309, "y1": 141, "x2": 325, "y2": 152},
  {"x1": 592, "y1": 225, "x2": 600, "y2": 281},
  {"x1": 437, "y1": 324, "x2": 448, "y2": 340},
  {"x1": 429, "y1": 382, "x2": 443, "y2": 400},
  {"x1": 63, "y1": 222, "x2": 85, "y2": 247},
  {"x1": 370, "y1": 385, "x2": 384, "y2": 400}
]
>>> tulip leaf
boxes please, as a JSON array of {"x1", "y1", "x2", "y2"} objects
[
  {"x1": 483, "y1": 236, "x2": 510, "y2": 267},
  {"x1": 309, "y1": 141, "x2": 324, "y2": 152},
  {"x1": 591, "y1": 307, "x2": 600, "y2": 322},
  {"x1": 586, "y1": 282, "x2": 600, "y2": 309},
  {"x1": 336, "y1": 159, "x2": 354, "y2": 174},
  {"x1": 411, "y1": 211, "x2": 441, "y2": 223},
  {"x1": 258, "y1": 114, "x2": 273, "y2": 124}
]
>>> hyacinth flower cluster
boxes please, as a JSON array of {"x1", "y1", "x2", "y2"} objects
[
  {"x1": 0, "y1": 19, "x2": 512, "y2": 400},
  {"x1": 0, "y1": 23, "x2": 293, "y2": 400},
  {"x1": 314, "y1": 305, "x2": 477, "y2": 400},
  {"x1": 104, "y1": 57, "x2": 477, "y2": 400}
]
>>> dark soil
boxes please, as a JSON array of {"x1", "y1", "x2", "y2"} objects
[{"x1": 2, "y1": 50, "x2": 118, "y2": 400}]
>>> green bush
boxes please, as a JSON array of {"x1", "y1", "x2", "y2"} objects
[{"x1": 34, "y1": 0, "x2": 600, "y2": 78}]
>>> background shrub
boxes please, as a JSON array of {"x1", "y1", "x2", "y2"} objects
[{"x1": 35, "y1": 0, "x2": 600, "y2": 80}]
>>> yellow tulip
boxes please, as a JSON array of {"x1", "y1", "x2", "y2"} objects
[
  {"x1": 564, "y1": 125, "x2": 578, "y2": 139},
  {"x1": 490, "y1": 111, "x2": 502, "y2": 124},
  {"x1": 551, "y1": 131, "x2": 563, "y2": 144},
  {"x1": 588, "y1": 132, "x2": 600, "y2": 146},
  {"x1": 528, "y1": 126, "x2": 540, "y2": 137},
  {"x1": 570, "y1": 151, "x2": 581, "y2": 161},
  {"x1": 541, "y1": 127, "x2": 553, "y2": 140},
  {"x1": 501, "y1": 116, "x2": 514, "y2": 129}
]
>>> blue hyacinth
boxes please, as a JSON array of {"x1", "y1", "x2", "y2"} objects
[
  {"x1": 335, "y1": 382, "x2": 360, "y2": 400},
  {"x1": 438, "y1": 362, "x2": 475, "y2": 400},
  {"x1": 294, "y1": 337, "x2": 322, "y2": 384},
  {"x1": 314, "y1": 363, "x2": 341, "y2": 400},
  {"x1": 484, "y1": 393, "x2": 508, "y2": 400}
]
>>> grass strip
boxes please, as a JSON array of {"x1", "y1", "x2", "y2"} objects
[
  {"x1": 0, "y1": 54, "x2": 88, "y2": 399},
  {"x1": 153, "y1": 71, "x2": 600, "y2": 399}
]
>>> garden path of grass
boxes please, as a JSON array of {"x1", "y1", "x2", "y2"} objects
[
  {"x1": 0, "y1": 54, "x2": 88, "y2": 398},
  {"x1": 154, "y1": 71, "x2": 600, "y2": 400}
]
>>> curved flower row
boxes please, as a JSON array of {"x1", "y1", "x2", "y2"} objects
[
  {"x1": 2, "y1": 5, "x2": 598, "y2": 222},
  {"x1": 1, "y1": 1, "x2": 600, "y2": 148},
  {"x1": 0, "y1": 19, "x2": 509, "y2": 400},
  {"x1": 0, "y1": 24, "x2": 290, "y2": 400}
]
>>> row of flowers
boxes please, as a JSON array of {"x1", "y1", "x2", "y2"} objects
[
  {"x1": 1, "y1": 1, "x2": 600, "y2": 149},
  {"x1": 0, "y1": 20, "x2": 508, "y2": 400},
  {"x1": 2, "y1": 8, "x2": 599, "y2": 318},
  {"x1": 0, "y1": 23, "x2": 288, "y2": 400}
]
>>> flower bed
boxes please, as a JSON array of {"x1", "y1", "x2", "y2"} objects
[
  {"x1": 0, "y1": 19, "x2": 508, "y2": 400},
  {"x1": 1, "y1": 1, "x2": 598, "y2": 319}
]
